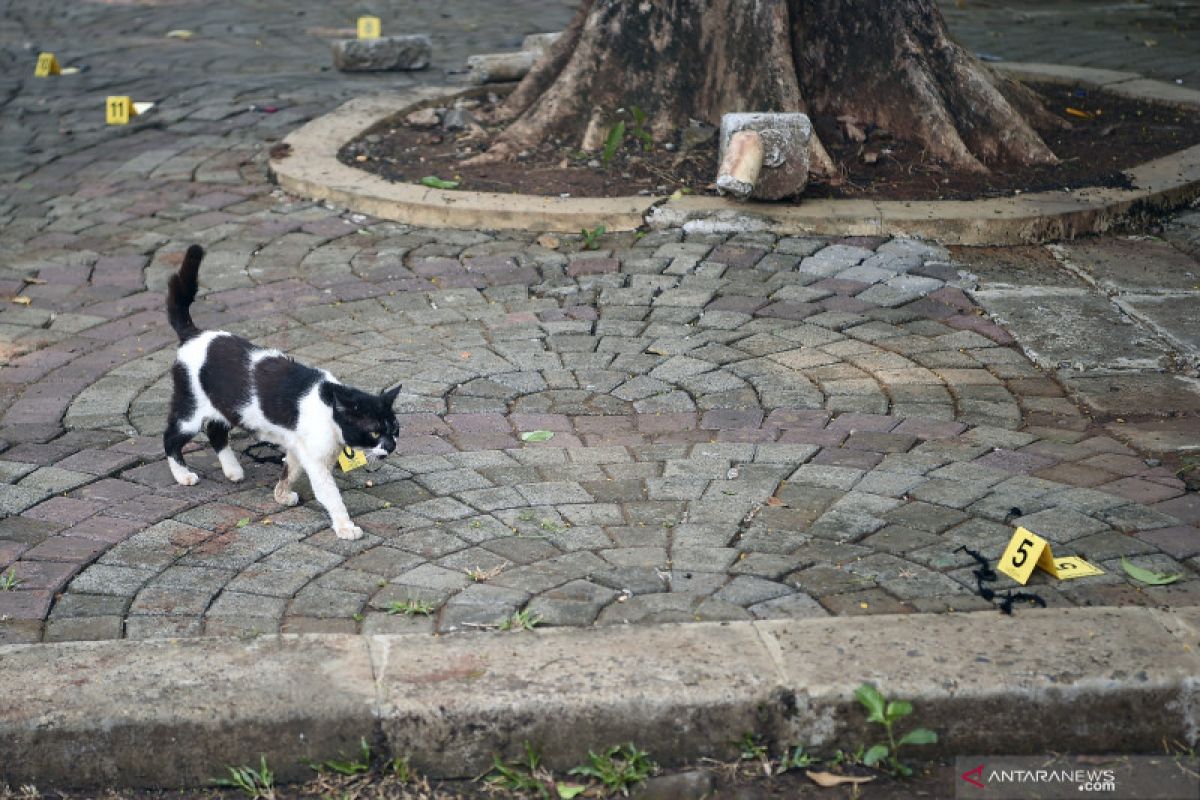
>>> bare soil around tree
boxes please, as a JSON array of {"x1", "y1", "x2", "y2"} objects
[{"x1": 341, "y1": 82, "x2": 1200, "y2": 202}]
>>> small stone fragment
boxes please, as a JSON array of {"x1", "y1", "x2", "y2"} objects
[
  {"x1": 466, "y1": 51, "x2": 535, "y2": 84},
  {"x1": 442, "y1": 108, "x2": 479, "y2": 132},
  {"x1": 406, "y1": 108, "x2": 440, "y2": 128},
  {"x1": 332, "y1": 35, "x2": 432, "y2": 72}
]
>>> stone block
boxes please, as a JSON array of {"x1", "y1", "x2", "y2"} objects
[{"x1": 332, "y1": 36, "x2": 431, "y2": 72}]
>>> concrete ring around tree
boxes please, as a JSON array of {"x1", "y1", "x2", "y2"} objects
[{"x1": 271, "y1": 65, "x2": 1200, "y2": 245}]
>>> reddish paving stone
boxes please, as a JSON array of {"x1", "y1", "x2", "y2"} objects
[
  {"x1": 444, "y1": 413, "x2": 509, "y2": 433},
  {"x1": 715, "y1": 429, "x2": 777, "y2": 444},
  {"x1": 1006, "y1": 378, "x2": 1065, "y2": 397},
  {"x1": 532, "y1": 433, "x2": 584, "y2": 448},
  {"x1": 108, "y1": 436, "x2": 164, "y2": 457},
  {"x1": 60, "y1": 515, "x2": 144, "y2": 543},
  {"x1": 1065, "y1": 583, "x2": 1154, "y2": 608},
  {"x1": 510, "y1": 413, "x2": 573, "y2": 433},
  {"x1": 1135, "y1": 526, "x2": 1200, "y2": 559},
  {"x1": 107, "y1": 494, "x2": 191, "y2": 523},
  {"x1": 708, "y1": 246, "x2": 765, "y2": 269},
  {"x1": 0, "y1": 540, "x2": 30, "y2": 567},
  {"x1": 580, "y1": 433, "x2": 644, "y2": 447},
  {"x1": 21, "y1": 535, "x2": 108, "y2": 562},
  {"x1": 778, "y1": 428, "x2": 848, "y2": 447},
  {"x1": 928, "y1": 286, "x2": 974, "y2": 312},
  {"x1": 827, "y1": 413, "x2": 899, "y2": 433},
  {"x1": 566, "y1": 258, "x2": 619, "y2": 277},
  {"x1": 0, "y1": 589, "x2": 53, "y2": 620},
  {"x1": 707, "y1": 296, "x2": 767, "y2": 314},
  {"x1": 943, "y1": 315, "x2": 1015, "y2": 344},
  {"x1": 70, "y1": 478, "x2": 146, "y2": 504},
  {"x1": 22, "y1": 496, "x2": 104, "y2": 525},
  {"x1": 818, "y1": 589, "x2": 914, "y2": 616},
  {"x1": 8, "y1": 559, "x2": 80, "y2": 591},
  {"x1": 902, "y1": 297, "x2": 957, "y2": 320},
  {"x1": 812, "y1": 278, "x2": 870, "y2": 296},
  {"x1": 973, "y1": 448, "x2": 1056, "y2": 474},
  {"x1": 574, "y1": 416, "x2": 636, "y2": 434},
  {"x1": 301, "y1": 216, "x2": 357, "y2": 239},
  {"x1": 811, "y1": 448, "x2": 883, "y2": 470},
  {"x1": 635, "y1": 412, "x2": 698, "y2": 433},
  {"x1": 891, "y1": 417, "x2": 967, "y2": 440},
  {"x1": 1079, "y1": 453, "x2": 1150, "y2": 476},
  {"x1": 56, "y1": 450, "x2": 141, "y2": 474},
  {"x1": 394, "y1": 435, "x2": 455, "y2": 455},
  {"x1": 396, "y1": 414, "x2": 452, "y2": 435},
  {"x1": 756, "y1": 302, "x2": 820, "y2": 321},
  {"x1": 766, "y1": 409, "x2": 831, "y2": 429},
  {"x1": 843, "y1": 432, "x2": 918, "y2": 454},
  {"x1": 1152, "y1": 494, "x2": 1200, "y2": 526},
  {"x1": 3, "y1": 442, "x2": 79, "y2": 465},
  {"x1": 453, "y1": 433, "x2": 519, "y2": 451},
  {"x1": 820, "y1": 295, "x2": 874, "y2": 313},
  {"x1": 1098, "y1": 477, "x2": 1185, "y2": 505},
  {"x1": 701, "y1": 409, "x2": 764, "y2": 430},
  {"x1": 1032, "y1": 462, "x2": 1118, "y2": 488}
]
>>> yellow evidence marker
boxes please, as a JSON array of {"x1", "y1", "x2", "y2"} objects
[
  {"x1": 997, "y1": 527, "x2": 1104, "y2": 585},
  {"x1": 35, "y1": 52, "x2": 61, "y2": 77},
  {"x1": 338, "y1": 446, "x2": 369, "y2": 473},
  {"x1": 106, "y1": 96, "x2": 135, "y2": 125},
  {"x1": 357, "y1": 16, "x2": 382, "y2": 39}
]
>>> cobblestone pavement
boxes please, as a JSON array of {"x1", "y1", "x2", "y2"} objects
[{"x1": 1, "y1": 0, "x2": 1199, "y2": 644}]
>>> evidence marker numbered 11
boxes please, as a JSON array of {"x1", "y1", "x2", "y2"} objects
[{"x1": 998, "y1": 526, "x2": 1104, "y2": 586}]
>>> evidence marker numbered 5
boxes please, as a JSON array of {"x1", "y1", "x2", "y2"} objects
[{"x1": 998, "y1": 527, "x2": 1104, "y2": 585}]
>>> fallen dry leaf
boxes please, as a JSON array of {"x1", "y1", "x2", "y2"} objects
[
  {"x1": 766, "y1": 496, "x2": 785, "y2": 507},
  {"x1": 536, "y1": 234, "x2": 561, "y2": 250},
  {"x1": 806, "y1": 771, "x2": 876, "y2": 788},
  {"x1": 11, "y1": 296, "x2": 31, "y2": 306}
]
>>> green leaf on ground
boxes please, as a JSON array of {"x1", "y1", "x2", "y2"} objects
[
  {"x1": 556, "y1": 784, "x2": 586, "y2": 799},
  {"x1": 862, "y1": 744, "x2": 889, "y2": 767},
  {"x1": 520, "y1": 430, "x2": 555, "y2": 443},
  {"x1": 236, "y1": 518, "x2": 250, "y2": 528},
  {"x1": 420, "y1": 176, "x2": 460, "y2": 190},
  {"x1": 1121, "y1": 557, "x2": 1183, "y2": 585},
  {"x1": 897, "y1": 728, "x2": 938, "y2": 747},
  {"x1": 855, "y1": 683, "x2": 887, "y2": 724}
]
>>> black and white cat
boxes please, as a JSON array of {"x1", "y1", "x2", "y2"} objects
[{"x1": 164, "y1": 245, "x2": 400, "y2": 540}]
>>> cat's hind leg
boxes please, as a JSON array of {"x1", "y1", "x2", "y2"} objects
[
  {"x1": 273, "y1": 449, "x2": 302, "y2": 507},
  {"x1": 165, "y1": 364, "x2": 201, "y2": 486},
  {"x1": 206, "y1": 420, "x2": 244, "y2": 483}
]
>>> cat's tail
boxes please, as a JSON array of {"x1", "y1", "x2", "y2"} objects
[{"x1": 167, "y1": 244, "x2": 203, "y2": 341}]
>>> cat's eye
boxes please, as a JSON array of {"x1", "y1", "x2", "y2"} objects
[{"x1": 370, "y1": 431, "x2": 380, "y2": 438}]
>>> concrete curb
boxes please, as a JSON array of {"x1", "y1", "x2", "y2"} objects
[
  {"x1": 271, "y1": 65, "x2": 1200, "y2": 244},
  {"x1": 3, "y1": 607, "x2": 1198, "y2": 788}
]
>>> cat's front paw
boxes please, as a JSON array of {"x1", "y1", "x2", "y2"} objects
[
  {"x1": 175, "y1": 471, "x2": 199, "y2": 486},
  {"x1": 334, "y1": 522, "x2": 364, "y2": 541},
  {"x1": 274, "y1": 486, "x2": 300, "y2": 507},
  {"x1": 223, "y1": 465, "x2": 245, "y2": 483}
]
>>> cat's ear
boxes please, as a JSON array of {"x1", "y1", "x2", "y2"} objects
[
  {"x1": 380, "y1": 385, "x2": 402, "y2": 406},
  {"x1": 323, "y1": 383, "x2": 355, "y2": 414}
]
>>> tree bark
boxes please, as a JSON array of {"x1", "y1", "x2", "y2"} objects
[{"x1": 475, "y1": 0, "x2": 1061, "y2": 177}]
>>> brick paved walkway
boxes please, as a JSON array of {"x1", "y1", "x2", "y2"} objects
[{"x1": 1, "y1": 0, "x2": 1198, "y2": 644}]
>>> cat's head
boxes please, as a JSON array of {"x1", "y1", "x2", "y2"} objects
[{"x1": 324, "y1": 383, "x2": 402, "y2": 458}]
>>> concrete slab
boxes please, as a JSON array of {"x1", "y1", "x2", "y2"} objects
[
  {"x1": 1108, "y1": 417, "x2": 1200, "y2": 454},
  {"x1": 1059, "y1": 239, "x2": 1200, "y2": 292},
  {"x1": 5, "y1": 610, "x2": 1200, "y2": 789},
  {"x1": 0, "y1": 635, "x2": 376, "y2": 787},
  {"x1": 1066, "y1": 374, "x2": 1200, "y2": 418},
  {"x1": 370, "y1": 623, "x2": 788, "y2": 777},
  {"x1": 1119, "y1": 294, "x2": 1200, "y2": 358},
  {"x1": 970, "y1": 288, "x2": 1173, "y2": 370}
]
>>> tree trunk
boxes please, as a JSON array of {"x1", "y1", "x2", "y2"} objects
[{"x1": 475, "y1": 0, "x2": 1062, "y2": 177}]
